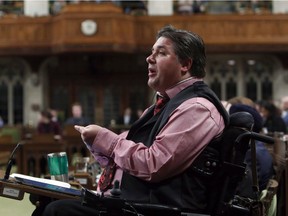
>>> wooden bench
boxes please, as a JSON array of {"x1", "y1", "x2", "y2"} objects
[{"x1": 21, "y1": 134, "x2": 66, "y2": 177}]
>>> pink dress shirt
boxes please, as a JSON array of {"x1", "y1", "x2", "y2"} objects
[{"x1": 90, "y1": 77, "x2": 225, "y2": 192}]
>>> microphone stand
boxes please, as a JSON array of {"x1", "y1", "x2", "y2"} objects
[{"x1": 2, "y1": 142, "x2": 23, "y2": 181}]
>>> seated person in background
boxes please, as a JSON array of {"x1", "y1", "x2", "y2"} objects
[
  {"x1": 136, "y1": 107, "x2": 144, "y2": 119},
  {"x1": 230, "y1": 104, "x2": 274, "y2": 197},
  {"x1": 280, "y1": 96, "x2": 288, "y2": 128},
  {"x1": 39, "y1": 25, "x2": 227, "y2": 216},
  {"x1": 258, "y1": 100, "x2": 287, "y2": 135},
  {"x1": 65, "y1": 102, "x2": 91, "y2": 158},
  {"x1": 120, "y1": 0, "x2": 147, "y2": 15},
  {"x1": 177, "y1": 0, "x2": 194, "y2": 14},
  {"x1": 65, "y1": 102, "x2": 90, "y2": 126},
  {"x1": 0, "y1": 115, "x2": 3, "y2": 128},
  {"x1": 49, "y1": 108, "x2": 61, "y2": 126},
  {"x1": 228, "y1": 96, "x2": 255, "y2": 108},
  {"x1": 37, "y1": 110, "x2": 61, "y2": 136},
  {"x1": 116, "y1": 107, "x2": 137, "y2": 126},
  {"x1": 35, "y1": 110, "x2": 62, "y2": 187}
]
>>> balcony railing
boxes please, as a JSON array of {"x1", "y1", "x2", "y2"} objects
[{"x1": 0, "y1": 2, "x2": 287, "y2": 56}]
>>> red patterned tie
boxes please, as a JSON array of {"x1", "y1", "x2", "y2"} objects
[
  {"x1": 98, "y1": 159, "x2": 117, "y2": 192},
  {"x1": 154, "y1": 95, "x2": 169, "y2": 115}
]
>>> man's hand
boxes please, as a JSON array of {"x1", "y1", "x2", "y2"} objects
[
  {"x1": 74, "y1": 124, "x2": 109, "y2": 167},
  {"x1": 74, "y1": 124, "x2": 102, "y2": 147}
]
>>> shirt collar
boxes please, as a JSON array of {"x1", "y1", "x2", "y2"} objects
[{"x1": 163, "y1": 77, "x2": 203, "y2": 99}]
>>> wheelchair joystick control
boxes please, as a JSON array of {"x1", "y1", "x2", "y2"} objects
[{"x1": 110, "y1": 180, "x2": 121, "y2": 198}]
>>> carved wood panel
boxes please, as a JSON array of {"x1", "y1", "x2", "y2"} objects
[{"x1": 0, "y1": 3, "x2": 288, "y2": 55}]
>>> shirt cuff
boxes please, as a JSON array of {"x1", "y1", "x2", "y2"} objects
[{"x1": 90, "y1": 127, "x2": 119, "y2": 157}]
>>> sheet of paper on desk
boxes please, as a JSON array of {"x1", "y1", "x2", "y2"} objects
[
  {"x1": 10, "y1": 173, "x2": 71, "y2": 188},
  {"x1": 10, "y1": 173, "x2": 82, "y2": 197}
]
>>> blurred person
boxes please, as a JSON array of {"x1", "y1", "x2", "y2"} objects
[
  {"x1": 177, "y1": 0, "x2": 193, "y2": 14},
  {"x1": 258, "y1": 100, "x2": 287, "y2": 134},
  {"x1": 136, "y1": 108, "x2": 144, "y2": 119},
  {"x1": 221, "y1": 100, "x2": 231, "y2": 112},
  {"x1": 280, "y1": 96, "x2": 288, "y2": 128},
  {"x1": 65, "y1": 102, "x2": 91, "y2": 158},
  {"x1": 51, "y1": 0, "x2": 66, "y2": 15},
  {"x1": 229, "y1": 104, "x2": 274, "y2": 197},
  {"x1": 228, "y1": 96, "x2": 255, "y2": 108},
  {"x1": 36, "y1": 109, "x2": 62, "y2": 180},
  {"x1": 37, "y1": 110, "x2": 61, "y2": 136},
  {"x1": 116, "y1": 107, "x2": 137, "y2": 126},
  {"x1": 65, "y1": 102, "x2": 90, "y2": 126},
  {"x1": 120, "y1": 0, "x2": 147, "y2": 15},
  {"x1": 49, "y1": 108, "x2": 61, "y2": 124},
  {"x1": 0, "y1": 115, "x2": 3, "y2": 128}
]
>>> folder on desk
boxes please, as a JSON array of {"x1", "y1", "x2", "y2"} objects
[{"x1": 10, "y1": 173, "x2": 82, "y2": 197}]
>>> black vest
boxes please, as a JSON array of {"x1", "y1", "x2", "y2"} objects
[{"x1": 120, "y1": 81, "x2": 229, "y2": 213}]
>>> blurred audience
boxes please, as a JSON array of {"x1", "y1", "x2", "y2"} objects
[
  {"x1": 0, "y1": 0, "x2": 274, "y2": 17},
  {"x1": 229, "y1": 102, "x2": 274, "y2": 198}
]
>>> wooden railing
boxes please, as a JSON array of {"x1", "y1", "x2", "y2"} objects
[
  {"x1": 0, "y1": 3, "x2": 288, "y2": 55},
  {"x1": 0, "y1": 128, "x2": 90, "y2": 178}
]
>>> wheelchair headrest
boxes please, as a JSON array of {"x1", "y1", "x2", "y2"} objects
[
  {"x1": 229, "y1": 104, "x2": 263, "y2": 132},
  {"x1": 229, "y1": 111, "x2": 254, "y2": 131}
]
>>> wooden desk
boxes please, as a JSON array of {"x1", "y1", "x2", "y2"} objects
[
  {"x1": 0, "y1": 171, "x2": 81, "y2": 201},
  {"x1": 0, "y1": 179, "x2": 80, "y2": 201},
  {"x1": 21, "y1": 134, "x2": 66, "y2": 177},
  {"x1": 0, "y1": 139, "x2": 16, "y2": 165},
  {"x1": 0, "y1": 136, "x2": 22, "y2": 173}
]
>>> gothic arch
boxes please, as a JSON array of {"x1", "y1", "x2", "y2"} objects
[
  {"x1": 0, "y1": 57, "x2": 30, "y2": 125},
  {"x1": 206, "y1": 54, "x2": 283, "y2": 102}
]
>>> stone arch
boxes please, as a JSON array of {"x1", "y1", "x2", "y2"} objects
[
  {"x1": 0, "y1": 57, "x2": 30, "y2": 125},
  {"x1": 206, "y1": 54, "x2": 284, "y2": 103}
]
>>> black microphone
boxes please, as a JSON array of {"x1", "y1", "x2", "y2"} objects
[{"x1": 3, "y1": 142, "x2": 24, "y2": 181}]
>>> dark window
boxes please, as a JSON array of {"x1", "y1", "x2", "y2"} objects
[
  {"x1": 246, "y1": 78, "x2": 257, "y2": 101},
  {"x1": 0, "y1": 81, "x2": 8, "y2": 124},
  {"x1": 13, "y1": 81, "x2": 23, "y2": 124}
]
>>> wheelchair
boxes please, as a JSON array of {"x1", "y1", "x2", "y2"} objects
[{"x1": 81, "y1": 112, "x2": 275, "y2": 216}]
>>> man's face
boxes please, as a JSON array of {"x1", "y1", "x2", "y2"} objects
[
  {"x1": 72, "y1": 105, "x2": 82, "y2": 118},
  {"x1": 146, "y1": 37, "x2": 191, "y2": 94}
]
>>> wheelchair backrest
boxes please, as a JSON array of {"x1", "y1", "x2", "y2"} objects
[{"x1": 192, "y1": 111, "x2": 255, "y2": 215}]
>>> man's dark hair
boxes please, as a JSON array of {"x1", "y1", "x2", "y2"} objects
[{"x1": 157, "y1": 25, "x2": 206, "y2": 78}]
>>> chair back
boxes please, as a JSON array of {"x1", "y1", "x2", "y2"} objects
[{"x1": 192, "y1": 112, "x2": 254, "y2": 215}]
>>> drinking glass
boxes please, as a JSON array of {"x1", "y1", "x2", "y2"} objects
[{"x1": 47, "y1": 152, "x2": 69, "y2": 182}]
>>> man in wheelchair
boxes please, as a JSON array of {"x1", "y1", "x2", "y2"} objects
[{"x1": 39, "y1": 25, "x2": 273, "y2": 216}]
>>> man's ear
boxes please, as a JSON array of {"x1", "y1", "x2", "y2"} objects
[{"x1": 181, "y1": 58, "x2": 193, "y2": 75}]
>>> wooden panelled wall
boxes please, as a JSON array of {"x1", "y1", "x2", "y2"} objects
[{"x1": 0, "y1": 3, "x2": 288, "y2": 56}]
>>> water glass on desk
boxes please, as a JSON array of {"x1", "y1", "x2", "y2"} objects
[
  {"x1": 47, "y1": 152, "x2": 69, "y2": 182},
  {"x1": 75, "y1": 157, "x2": 90, "y2": 173}
]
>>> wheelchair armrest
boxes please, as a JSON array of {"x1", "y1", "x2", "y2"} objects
[{"x1": 130, "y1": 202, "x2": 181, "y2": 215}]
